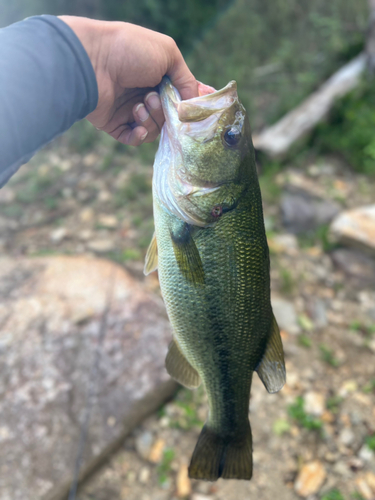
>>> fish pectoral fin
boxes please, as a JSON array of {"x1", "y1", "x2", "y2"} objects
[
  {"x1": 256, "y1": 313, "x2": 286, "y2": 394},
  {"x1": 170, "y1": 223, "x2": 205, "y2": 285},
  {"x1": 143, "y1": 232, "x2": 158, "y2": 275},
  {"x1": 165, "y1": 338, "x2": 201, "y2": 389}
]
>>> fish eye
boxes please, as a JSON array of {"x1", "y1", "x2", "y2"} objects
[
  {"x1": 223, "y1": 127, "x2": 241, "y2": 147},
  {"x1": 211, "y1": 205, "x2": 223, "y2": 217}
]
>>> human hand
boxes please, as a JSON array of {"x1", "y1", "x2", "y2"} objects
[{"x1": 59, "y1": 16, "x2": 198, "y2": 146}]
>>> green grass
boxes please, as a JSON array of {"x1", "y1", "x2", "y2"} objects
[
  {"x1": 15, "y1": 167, "x2": 63, "y2": 205},
  {"x1": 259, "y1": 162, "x2": 282, "y2": 204},
  {"x1": 279, "y1": 267, "x2": 295, "y2": 295},
  {"x1": 298, "y1": 334, "x2": 312, "y2": 348},
  {"x1": 312, "y1": 79, "x2": 375, "y2": 175},
  {"x1": 298, "y1": 224, "x2": 336, "y2": 252},
  {"x1": 157, "y1": 448, "x2": 175, "y2": 485},
  {"x1": 319, "y1": 344, "x2": 340, "y2": 368},
  {"x1": 351, "y1": 493, "x2": 366, "y2": 500},
  {"x1": 326, "y1": 396, "x2": 343, "y2": 414},
  {"x1": 321, "y1": 489, "x2": 345, "y2": 500},
  {"x1": 272, "y1": 418, "x2": 291, "y2": 436},
  {"x1": 169, "y1": 387, "x2": 205, "y2": 430},
  {"x1": 365, "y1": 434, "x2": 375, "y2": 451},
  {"x1": 350, "y1": 321, "x2": 375, "y2": 339},
  {"x1": 362, "y1": 380, "x2": 375, "y2": 394},
  {"x1": 288, "y1": 396, "x2": 323, "y2": 431}
]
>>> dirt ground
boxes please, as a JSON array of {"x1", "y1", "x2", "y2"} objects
[{"x1": 1, "y1": 145, "x2": 375, "y2": 500}]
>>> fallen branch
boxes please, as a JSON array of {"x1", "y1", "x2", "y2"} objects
[{"x1": 252, "y1": 54, "x2": 366, "y2": 159}]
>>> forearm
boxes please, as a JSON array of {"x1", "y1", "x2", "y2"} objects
[{"x1": 0, "y1": 15, "x2": 98, "y2": 187}]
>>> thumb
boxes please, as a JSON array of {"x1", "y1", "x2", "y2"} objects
[{"x1": 166, "y1": 44, "x2": 199, "y2": 100}]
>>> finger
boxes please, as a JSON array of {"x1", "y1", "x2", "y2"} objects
[
  {"x1": 166, "y1": 40, "x2": 199, "y2": 100},
  {"x1": 133, "y1": 103, "x2": 160, "y2": 142},
  {"x1": 145, "y1": 92, "x2": 165, "y2": 131},
  {"x1": 111, "y1": 124, "x2": 148, "y2": 146}
]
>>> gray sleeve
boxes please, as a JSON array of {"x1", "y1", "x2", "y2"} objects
[{"x1": 0, "y1": 15, "x2": 98, "y2": 188}]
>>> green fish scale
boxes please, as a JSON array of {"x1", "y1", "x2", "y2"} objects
[{"x1": 154, "y1": 183, "x2": 271, "y2": 438}]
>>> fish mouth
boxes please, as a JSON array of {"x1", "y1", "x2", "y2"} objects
[{"x1": 159, "y1": 77, "x2": 238, "y2": 128}]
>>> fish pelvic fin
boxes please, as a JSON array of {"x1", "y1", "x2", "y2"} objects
[
  {"x1": 256, "y1": 312, "x2": 286, "y2": 394},
  {"x1": 170, "y1": 223, "x2": 205, "y2": 285},
  {"x1": 188, "y1": 422, "x2": 253, "y2": 481},
  {"x1": 143, "y1": 232, "x2": 158, "y2": 275},
  {"x1": 165, "y1": 338, "x2": 201, "y2": 389}
]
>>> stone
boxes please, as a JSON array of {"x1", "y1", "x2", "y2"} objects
[
  {"x1": 192, "y1": 495, "x2": 212, "y2": 500},
  {"x1": 0, "y1": 187, "x2": 15, "y2": 204},
  {"x1": 87, "y1": 239, "x2": 116, "y2": 253},
  {"x1": 355, "y1": 473, "x2": 375, "y2": 500},
  {"x1": 330, "y1": 205, "x2": 375, "y2": 256},
  {"x1": 271, "y1": 297, "x2": 301, "y2": 335},
  {"x1": 135, "y1": 431, "x2": 154, "y2": 461},
  {"x1": 268, "y1": 233, "x2": 299, "y2": 255},
  {"x1": 359, "y1": 445, "x2": 375, "y2": 462},
  {"x1": 80, "y1": 207, "x2": 95, "y2": 223},
  {"x1": 330, "y1": 248, "x2": 375, "y2": 287},
  {"x1": 0, "y1": 216, "x2": 18, "y2": 230},
  {"x1": 294, "y1": 460, "x2": 326, "y2": 497},
  {"x1": 338, "y1": 380, "x2": 358, "y2": 398},
  {"x1": 138, "y1": 467, "x2": 150, "y2": 484},
  {"x1": 98, "y1": 214, "x2": 118, "y2": 229},
  {"x1": 304, "y1": 391, "x2": 325, "y2": 416},
  {"x1": 98, "y1": 190, "x2": 111, "y2": 202},
  {"x1": 49, "y1": 227, "x2": 68, "y2": 243},
  {"x1": 148, "y1": 438, "x2": 166, "y2": 464},
  {"x1": 339, "y1": 428, "x2": 355, "y2": 447},
  {"x1": 0, "y1": 256, "x2": 176, "y2": 500},
  {"x1": 176, "y1": 464, "x2": 192, "y2": 498},
  {"x1": 281, "y1": 187, "x2": 340, "y2": 234}
]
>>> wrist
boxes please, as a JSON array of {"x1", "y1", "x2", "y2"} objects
[{"x1": 58, "y1": 16, "x2": 112, "y2": 75}]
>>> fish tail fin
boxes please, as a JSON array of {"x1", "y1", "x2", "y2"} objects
[{"x1": 188, "y1": 421, "x2": 253, "y2": 481}]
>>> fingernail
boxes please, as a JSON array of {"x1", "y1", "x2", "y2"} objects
[
  {"x1": 146, "y1": 92, "x2": 161, "y2": 110},
  {"x1": 135, "y1": 103, "x2": 149, "y2": 122},
  {"x1": 140, "y1": 131, "x2": 148, "y2": 141}
]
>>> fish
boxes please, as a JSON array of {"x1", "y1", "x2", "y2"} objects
[{"x1": 144, "y1": 77, "x2": 286, "y2": 481}]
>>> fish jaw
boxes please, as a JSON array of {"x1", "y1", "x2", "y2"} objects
[{"x1": 153, "y1": 77, "x2": 248, "y2": 227}]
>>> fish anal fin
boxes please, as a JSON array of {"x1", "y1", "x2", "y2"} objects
[
  {"x1": 189, "y1": 422, "x2": 252, "y2": 481},
  {"x1": 143, "y1": 232, "x2": 158, "y2": 275},
  {"x1": 256, "y1": 313, "x2": 286, "y2": 394},
  {"x1": 170, "y1": 223, "x2": 205, "y2": 285},
  {"x1": 165, "y1": 338, "x2": 201, "y2": 389}
]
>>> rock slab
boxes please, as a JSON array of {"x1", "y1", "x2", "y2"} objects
[
  {"x1": 281, "y1": 188, "x2": 340, "y2": 234},
  {"x1": 0, "y1": 256, "x2": 176, "y2": 500},
  {"x1": 330, "y1": 205, "x2": 375, "y2": 256}
]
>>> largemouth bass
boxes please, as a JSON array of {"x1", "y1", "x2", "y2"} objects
[{"x1": 144, "y1": 77, "x2": 286, "y2": 481}]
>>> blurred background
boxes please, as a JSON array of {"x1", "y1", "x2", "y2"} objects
[{"x1": 1, "y1": 1, "x2": 375, "y2": 500}]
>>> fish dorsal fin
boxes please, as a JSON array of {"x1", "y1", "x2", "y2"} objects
[
  {"x1": 165, "y1": 338, "x2": 201, "y2": 389},
  {"x1": 170, "y1": 223, "x2": 205, "y2": 285},
  {"x1": 256, "y1": 313, "x2": 286, "y2": 394},
  {"x1": 143, "y1": 232, "x2": 158, "y2": 275}
]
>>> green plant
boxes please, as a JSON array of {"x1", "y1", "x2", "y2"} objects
[
  {"x1": 365, "y1": 434, "x2": 375, "y2": 451},
  {"x1": 319, "y1": 344, "x2": 340, "y2": 367},
  {"x1": 351, "y1": 492, "x2": 366, "y2": 500},
  {"x1": 288, "y1": 396, "x2": 323, "y2": 431},
  {"x1": 157, "y1": 448, "x2": 175, "y2": 485},
  {"x1": 326, "y1": 396, "x2": 343, "y2": 414},
  {"x1": 298, "y1": 334, "x2": 312, "y2": 348},
  {"x1": 272, "y1": 418, "x2": 291, "y2": 436},
  {"x1": 169, "y1": 388, "x2": 204, "y2": 430},
  {"x1": 321, "y1": 489, "x2": 344, "y2": 500},
  {"x1": 312, "y1": 79, "x2": 375, "y2": 175},
  {"x1": 362, "y1": 379, "x2": 375, "y2": 393},
  {"x1": 279, "y1": 267, "x2": 295, "y2": 295}
]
